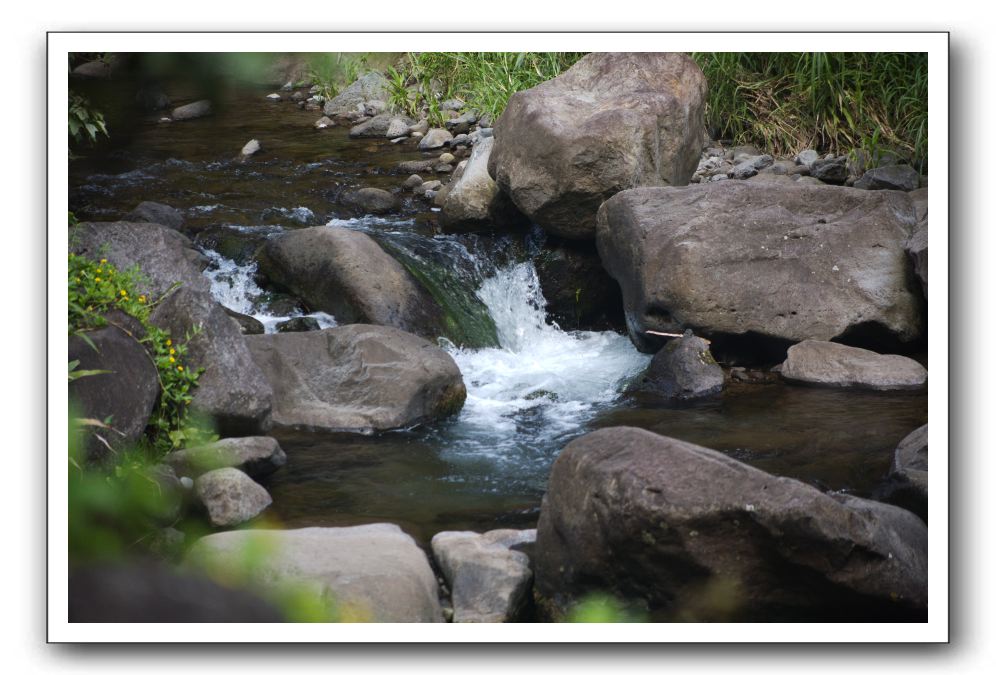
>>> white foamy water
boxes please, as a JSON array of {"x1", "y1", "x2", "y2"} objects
[{"x1": 440, "y1": 262, "x2": 650, "y2": 466}]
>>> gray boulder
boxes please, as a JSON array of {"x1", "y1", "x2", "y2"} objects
[
  {"x1": 780, "y1": 340, "x2": 927, "y2": 391},
  {"x1": 165, "y1": 436, "x2": 286, "y2": 479},
  {"x1": 418, "y1": 128, "x2": 453, "y2": 150},
  {"x1": 257, "y1": 226, "x2": 446, "y2": 339},
  {"x1": 246, "y1": 325, "x2": 466, "y2": 433},
  {"x1": 854, "y1": 165, "x2": 921, "y2": 191},
  {"x1": 126, "y1": 202, "x2": 185, "y2": 231},
  {"x1": 880, "y1": 425, "x2": 928, "y2": 521},
  {"x1": 171, "y1": 100, "x2": 212, "y2": 121},
  {"x1": 810, "y1": 156, "x2": 849, "y2": 184},
  {"x1": 314, "y1": 116, "x2": 335, "y2": 129},
  {"x1": 795, "y1": 149, "x2": 820, "y2": 167},
  {"x1": 398, "y1": 158, "x2": 438, "y2": 174},
  {"x1": 634, "y1": 331, "x2": 724, "y2": 399},
  {"x1": 194, "y1": 467, "x2": 272, "y2": 528},
  {"x1": 340, "y1": 187, "x2": 399, "y2": 215},
  {"x1": 223, "y1": 307, "x2": 264, "y2": 335},
  {"x1": 431, "y1": 529, "x2": 535, "y2": 623},
  {"x1": 534, "y1": 427, "x2": 928, "y2": 620},
  {"x1": 185, "y1": 524, "x2": 444, "y2": 622},
  {"x1": 349, "y1": 113, "x2": 415, "y2": 138},
  {"x1": 595, "y1": 182, "x2": 923, "y2": 356},
  {"x1": 69, "y1": 312, "x2": 159, "y2": 462},
  {"x1": 323, "y1": 72, "x2": 390, "y2": 117},
  {"x1": 729, "y1": 154, "x2": 773, "y2": 180},
  {"x1": 488, "y1": 52, "x2": 708, "y2": 239}
]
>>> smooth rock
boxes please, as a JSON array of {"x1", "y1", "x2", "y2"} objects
[
  {"x1": 126, "y1": 201, "x2": 185, "y2": 231},
  {"x1": 340, "y1": 187, "x2": 399, "y2": 215},
  {"x1": 780, "y1": 340, "x2": 927, "y2": 391},
  {"x1": 166, "y1": 436, "x2": 287, "y2": 478},
  {"x1": 409, "y1": 119, "x2": 429, "y2": 135},
  {"x1": 246, "y1": 325, "x2": 466, "y2": 433},
  {"x1": 810, "y1": 156, "x2": 849, "y2": 184},
  {"x1": 854, "y1": 165, "x2": 921, "y2": 192},
  {"x1": 634, "y1": 331, "x2": 724, "y2": 399},
  {"x1": 489, "y1": 52, "x2": 708, "y2": 239},
  {"x1": 534, "y1": 427, "x2": 928, "y2": 620},
  {"x1": 171, "y1": 100, "x2": 212, "y2": 121},
  {"x1": 323, "y1": 73, "x2": 389, "y2": 117},
  {"x1": 349, "y1": 113, "x2": 415, "y2": 139},
  {"x1": 795, "y1": 149, "x2": 820, "y2": 167},
  {"x1": 314, "y1": 116, "x2": 335, "y2": 129},
  {"x1": 186, "y1": 524, "x2": 444, "y2": 622},
  {"x1": 385, "y1": 117, "x2": 411, "y2": 139},
  {"x1": 402, "y1": 174, "x2": 423, "y2": 190},
  {"x1": 418, "y1": 128, "x2": 453, "y2": 150},
  {"x1": 431, "y1": 529, "x2": 535, "y2": 623},
  {"x1": 223, "y1": 307, "x2": 264, "y2": 335},
  {"x1": 240, "y1": 139, "x2": 261, "y2": 157},
  {"x1": 276, "y1": 316, "x2": 320, "y2": 333},
  {"x1": 880, "y1": 425, "x2": 928, "y2": 521},
  {"x1": 194, "y1": 467, "x2": 272, "y2": 527}
]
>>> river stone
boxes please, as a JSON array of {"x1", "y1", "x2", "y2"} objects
[
  {"x1": 403, "y1": 174, "x2": 423, "y2": 190},
  {"x1": 880, "y1": 425, "x2": 928, "y2": 521},
  {"x1": 418, "y1": 128, "x2": 453, "y2": 150},
  {"x1": 323, "y1": 72, "x2": 390, "y2": 117},
  {"x1": 240, "y1": 139, "x2": 261, "y2": 157},
  {"x1": 151, "y1": 286, "x2": 274, "y2": 435},
  {"x1": 533, "y1": 236, "x2": 625, "y2": 331},
  {"x1": 634, "y1": 331, "x2": 724, "y2": 399},
  {"x1": 595, "y1": 182, "x2": 923, "y2": 357},
  {"x1": 780, "y1": 340, "x2": 926, "y2": 391},
  {"x1": 165, "y1": 436, "x2": 287, "y2": 479},
  {"x1": 69, "y1": 312, "x2": 159, "y2": 462},
  {"x1": 398, "y1": 159, "x2": 437, "y2": 174},
  {"x1": 438, "y1": 136, "x2": 502, "y2": 231},
  {"x1": 431, "y1": 529, "x2": 536, "y2": 623},
  {"x1": 489, "y1": 52, "x2": 708, "y2": 240},
  {"x1": 274, "y1": 316, "x2": 319, "y2": 333},
  {"x1": 246, "y1": 325, "x2": 466, "y2": 433},
  {"x1": 349, "y1": 113, "x2": 415, "y2": 139},
  {"x1": 409, "y1": 119, "x2": 430, "y2": 135},
  {"x1": 729, "y1": 154, "x2": 773, "y2": 180},
  {"x1": 340, "y1": 187, "x2": 399, "y2": 215},
  {"x1": 172, "y1": 100, "x2": 212, "y2": 121},
  {"x1": 194, "y1": 467, "x2": 272, "y2": 527},
  {"x1": 186, "y1": 524, "x2": 443, "y2": 622},
  {"x1": 223, "y1": 306, "x2": 264, "y2": 335},
  {"x1": 810, "y1": 156, "x2": 849, "y2": 184},
  {"x1": 126, "y1": 201, "x2": 185, "y2": 231},
  {"x1": 906, "y1": 189, "x2": 928, "y2": 297},
  {"x1": 854, "y1": 165, "x2": 921, "y2": 192},
  {"x1": 534, "y1": 427, "x2": 928, "y2": 620},
  {"x1": 257, "y1": 226, "x2": 447, "y2": 340},
  {"x1": 314, "y1": 116, "x2": 335, "y2": 129},
  {"x1": 795, "y1": 149, "x2": 820, "y2": 167}
]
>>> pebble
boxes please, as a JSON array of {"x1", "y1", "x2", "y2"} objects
[{"x1": 266, "y1": 93, "x2": 281, "y2": 101}]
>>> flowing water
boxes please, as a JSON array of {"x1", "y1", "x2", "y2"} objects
[{"x1": 69, "y1": 87, "x2": 927, "y2": 545}]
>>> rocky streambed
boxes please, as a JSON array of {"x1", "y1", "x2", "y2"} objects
[{"x1": 68, "y1": 52, "x2": 930, "y2": 622}]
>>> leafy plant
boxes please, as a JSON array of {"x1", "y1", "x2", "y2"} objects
[{"x1": 68, "y1": 93, "x2": 108, "y2": 146}]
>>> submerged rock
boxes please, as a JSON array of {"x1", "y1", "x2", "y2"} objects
[
  {"x1": 431, "y1": 529, "x2": 535, "y2": 623},
  {"x1": 246, "y1": 325, "x2": 466, "y2": 433},
  {"x1": 534, "y1": 427, "x2": 928, "y2": 620},
  {"x1": 194, "y1": 467, "x2": 272, "y2": 528},
  {"x1": 780, "y1": 340, "x2": 927, "y2": 391},
  {"x1": 166, "y1": 436, "x2": 287, "y2": 479},
  {"x1": 595, "y1": 182, "x2": 923, "y2": 357},
  {"x1": 489, "y1": 52, "x2": 708, "y2": 239},
  {"x1": 339, "y1": 187, "x2": 399, "y2": 215},
  {"x1": 275, "y1": 316, "x2": 320, "y2": 332},
  {"x1": 634, "y1": 331, "x2": 724, "y2": 399},
  {"x1": 185, "y1": 524, "x2": 445, "y2": 622}
]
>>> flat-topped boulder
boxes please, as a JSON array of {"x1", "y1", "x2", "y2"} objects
[
  {"x1": 595, "y1": 181, "x2": 923, "y2": 357},
  {"x1": 185, "y1": 524, "x2": 444, "y2": 622},
  {"x1": 780, "y1": 340, "x2": 927, "y2": 391},
  {"x1": 165, "y1": 436, "x2": 286, "y2": 478},
  {"x1": 489, "y1": 52, "x2": 708, "y2": 239},
  {"x1": 534, "y1": 427, "x2": 928, "y2": 620},
  {"x1": 246, "y1": 325, "x2": 466, "y2": 433}
]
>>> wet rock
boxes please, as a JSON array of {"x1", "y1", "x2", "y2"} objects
[
  {"x1": 413, "y1": 179, "x2": 441, "y2": 195},
  {"x1": 437, "y1": 152, "x2": 455, "y2": 164},
  {"x1": 314, "y1": 115, "x2": 335, "y2": 129},
  {"x1": 223, "y1": 306, "x2": 264, "y2": 335},
  {"x1": 780, "y1": 340, "x2": 926, "y2": 391},
  {"x1": 431, "y1": 529, "x2": 536, "y2": 623},
  {"x1": 398, "y1": 159, "x2": 437, "y2": 174},
  {"x1": 595, "y1": 182, "x2": 923, "y2": 357},
  {"x1": 171, "y1": 100, "x2": 212, "y2": 121},
  {"x1": 729, "y1": 154, "x2": 773, "y2": 180},
  {"x1": 340, "y1": 187, "x2": 399, "y2": 215},
  {"x1": 194, "y1": 467, "x2": 272, "y2": 527},
  {"x1": 535, "y1": 427, "x2": 928, "y2": 620},
  {"x1": 879, "y1": 425, "x2": 928, "y2": 521},
  {"x1": 810, "y1": 156, "x2": 849, "y2": 184},
  {"x1": 418, "y1": 128, "x2": 453, "y2": 150},
  {"x1": 71, "y1": 59, "x2": 114, "y2": 79},
  {"x1": 905, "y1": 191, "x2": 928, "y2": 296},
  {"x1": 634, "y1": 331, "x2": 724, "y2": 399},
  {"x1": 409, "y1": 119, "x2": 430, "y2": 135},
  {"x1": 126, "y1": 201, "x2": 185, "y2": 231},
  {"x1": 438, "y1": 137, "x2": 501, "y2": 232},
  {"x1": 349, "y1": 113, "x2": 415, "y2": 139},
  {"x1": 186, "y1": 524, "x2": 444, "y2": 622},
  {"x1": 257, "y1": 226, "x2": 447, "y2": 339},
  {"x1": 239, "y1": 139, "x2": 261, "y2": 158},
  {"x1": 246, "y1": 325, "x2": 465, "y2": 433},
  {"x1": 433, "y1": 163, "x2": 452, "y2": 174},
  {"x1": 166, "y1": 436, "x2": 287, "y2": 479},
  {"x1": 265, "y1": 93, "x2": 281, "y2": 101},
  {"x1": 854, "y1": 165, "x2": 921, "y2": 192},
  {"x1": 276, "y1": 316, "x2": 320, "y2": 333},
  {"x1": 490, "y1": 53, "x2": 708, "y2": 240},
  {"x1": 323, "y1": 72, "x2": 390, "y2": 118},
  {"x1": 533, "y1": 236, "x2": 625, "y2": 331},
  {"x1": 68, "y1": 312, "x2": 158, "y2": 462},
  {"x1": 402, "y1": 174, "x2": 423, "y2": 190}
]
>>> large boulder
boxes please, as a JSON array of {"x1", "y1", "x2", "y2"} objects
[
  {"x1": 854, "y1": 165, "x2": 921, "y2": 192},
  {"x1": 906, "y1": 188, "x2": 928, "y2": 297},
  {"x1": 322, "y1": 72, "x2": 390, "y2": 118},
  {"x1": 488, "y1": 52, "x2": 708, "y2": 239},
  {"x1": 165, "y1": 436, "x2": 286, "y2": 479},
  {"x1": 780, "y1": 340, "x2": 927, "y2": 391},
  {"x1": 246, "y1": 325, "x2": 466, "y2": 433},
  {"x1": 185, "y1": 524, "x2": 444, "y2": 622},
  {"x1": 431, "y1": 529, "x2": 535, "y2": 623},
  {"x1": 595, "y1": 182, "x2": 923, "y2": 357},
  {"x1": 879, "y1": 425, "x2": 928, "y2": 521},
  {"x1": 632, "y1": 330, "x2": 724, "y2": 399},
  {"x1": 535, "y1": 427, "x2": 928, "y2": 620},
  {"x1": 257, "y1": 226, "x2": 447, "y2": 340},
  {"x1": 68, "y1": 312, "x2": 159, "y2": 462},
  {"x1": 194, "y1": 467, "x2": 272, "y2": 528}
]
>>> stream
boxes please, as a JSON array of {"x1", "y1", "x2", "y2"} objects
[{"x1": 69, "y1": 87, "x2": 928, "y2": 545}]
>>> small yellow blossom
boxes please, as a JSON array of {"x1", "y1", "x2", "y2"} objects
[
  {"x1": 177, "y1": 366, "x2": 184, "y2": 372},
  {"x1": 166, "y1": 339, "x2": 172, "y2": 346},
  {"x1": 169, "y1": 348, "x2": 175, "y2": 355},
  {"x1": 169, "y1": 356, "x2": 175, "y2": 363},
  {"x1": 100, "y1": 258, "x2": 107, "y2": 264},
  {"x1": 138, "y1": 295, "x2": 146, "y2": 304},
  {"x1": 119, "y1": 289, "x2": 127, "y2": 297},
  {"x1": 94, "y1": 277, "x2": 101, "y2": 283},
  {"x1": 96, "y1": 268, "x2": 103, "y2": 274}
]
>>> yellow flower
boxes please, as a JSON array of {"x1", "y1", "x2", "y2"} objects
[
  {"x1": 96, "y1": 268, "x2": 102, "y2": 274},
  {"x1": 177, "y1": 366, "x2": 184, "y2": 372},
  {"x1": 138, "y1": 295, "x2": 146, "y2": 303},
  {"x1": 169, "y1": 348, "x2": 175, "y2": 355},
  {"x1": 169, "y1": 356, "x2": 175, "y2": 363},
  {"x1": 94, "y1": 277, "x2": 101, "y2": 283},
  {"x1": 166, "y1": 339, "x2": 172, "y2": 346},
  {"x1": 100, "y1": 258, "x2": 107, "y2": 264},
  {"x1": 119, "y1": 289, "x2": 127, "y2": 297}
]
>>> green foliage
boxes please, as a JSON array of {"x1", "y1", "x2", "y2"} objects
[
  {"x1": 565, "y1": 593, "x2": 646, "y2": 623},
  {"x1": 68, "y1": 246, "x2": 204, "y2": 455},
  {"x1": 68, "y1": 93, "x2": 108, "y2": 146},
  {"x1": 306, "y1": 52, "x2": 371, "y2": 100},
  {"x1": 692, "y1": 52, "x2": 928, "y2": 171}
]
